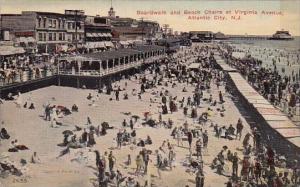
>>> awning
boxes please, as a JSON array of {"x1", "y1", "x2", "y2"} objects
[
  {"x1": 120, "y1": 41, "x2": 128, "y2": 45},
  {"x1": 0, "y1": 46, "x2": 25, "y2": 56},
  {"x1": 126, "y1": 40, "x2": 132, "y2": 44},
  {"x1": 104, "y1": 41, "x2": 114, "y2": 47},
  {"x1": 27, "y1": 37, "x2": 36, "y2": 43},
  {"x1": 86, "y1": 33, "x2": 93, "y2": 37},
  {"x1": 85, "y1": 42, "x2": 106, "y2": 49},
  {"x1": 107, "y1": 33, "x2": 112, "y2": 37},
  {"x1": 16, "y1": 37, "x2": 36, "y2": 44},
  {"x1": 96, "y1": 42, "x2": 106, "y2": 48}
]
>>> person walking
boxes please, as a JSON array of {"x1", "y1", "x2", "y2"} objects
[
  {"x1": 176, "y1": 128, "x2": 183, "y2": 147},
  {"x1": 187, "y1": 131, "x2": 193, "y2": 149},
  {"x1": 195, "y1": 167, "x2": 205, "y2": 187},
  {"x1": 135, "y1": 154, "x2": 143, "y2": 176},
  {"x1": 231, "y1": 152, "x2": 239, "y2": 178},
  {"x1": 236, "y1": 118, "x2": 243, "y2": 140},
  {"x1": 155, "y1": 150, "x2": 162, "y2": 179},
  {"x1": 195, "y1": 139, "x2": 203, "y2": 161},
  {"x1": 108, "y1": 151, "x2": 116, "y2": 173},
  {"x1": 117, "y1": 130, "x2": 122, "y2": 149},
  {"x1": 168, "y1": 148, "x2": 175, "y2": 170}
]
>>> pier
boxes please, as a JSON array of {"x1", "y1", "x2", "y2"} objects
[{"x1": 227, "y1": 35, "x2": 270, "y2": 40}]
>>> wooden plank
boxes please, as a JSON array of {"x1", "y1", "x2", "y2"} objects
[
  {"x1": 256, "y1": 107, "x2": 285, "y2": 115},
  {"x1": 268, "y1": 121, "x2": 298, "y2": 129},
  {"x1": 263, "y1": 114, "x2": 290, "y2": 121},
  {"x1": 287, "y1": 137, "x2": 300, "y2": 148},
  {"x1": 276, "y1": 128, "x2": 300, "y2": 138},
  {"x1": 252, "y1": 103, "x2": 274, "y2": 109}
]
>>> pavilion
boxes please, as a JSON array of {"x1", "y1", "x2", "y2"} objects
[{"x1": 58, "y1": 45, "x2": 166, "y2": 77}]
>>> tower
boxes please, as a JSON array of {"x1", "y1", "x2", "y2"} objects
[{"x1": 108, "y1": 0, "x2": 116, "y2": 18}]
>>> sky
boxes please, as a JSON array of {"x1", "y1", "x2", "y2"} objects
[{"x1": 0, "y1": 0, "x2": 300, "y2": 36}]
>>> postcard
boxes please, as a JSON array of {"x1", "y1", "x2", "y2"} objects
[{"x1": 0, "y1": 0, "x2": 299, "y2": 187}]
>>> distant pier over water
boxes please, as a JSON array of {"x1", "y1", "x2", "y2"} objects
[{"x1": 227, "y1": 35, "x2": 270, "y2": 40}]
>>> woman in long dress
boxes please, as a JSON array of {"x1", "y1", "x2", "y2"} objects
[{"x1": 15, "y1": 92, "x2": 22, "y2": 108}]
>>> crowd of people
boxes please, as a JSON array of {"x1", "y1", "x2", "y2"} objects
[
  {"x1": 0, "y1": 53, "x2": 58, "y2": 85},
  {"x1": 220, "y1": 44, "x2": 300, "y2": 118}
]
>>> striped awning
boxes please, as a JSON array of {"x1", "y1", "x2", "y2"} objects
[
  {"x1": 86, "y1": 33, "x2": 93, "y2": 37},
  {"x1": 104, "y1": 41, "x2": 114, "y2": 47}
]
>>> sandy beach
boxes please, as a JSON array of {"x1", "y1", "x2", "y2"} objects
[{"x1": 0, "y1": 60, "x2": 254, "y2": 187}]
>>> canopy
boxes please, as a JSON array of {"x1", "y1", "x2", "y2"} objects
[
  {"x1": 85, "y1": 42, "x2": 106, "y2": 49},
  {"x1": 61, "y1": 45, "x2": 165, "y2": 62},
  {"x1": 104, "y1": 41, "x2": 114, "y2": 48},
  {"x1": 0, "y1": 46, "x2": 25, "y2": 56},
  {"x1": 86, "y1": 33, "x2": 93, "y2": 37},
  {"x1": 120, "y1": 41, "x2": 129, "y2": 45}
]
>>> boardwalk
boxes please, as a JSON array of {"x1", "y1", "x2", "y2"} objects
[{"x1": 214, "y1": 53, "x2": 300, "y2": 161}]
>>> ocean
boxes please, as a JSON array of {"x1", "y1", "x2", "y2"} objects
[
  {"x1": 230, "y1": 36, "x2": 300, "y2": 51},
  {"x1": 228, "y1": 36, "x2": 300, "y2": 77}
]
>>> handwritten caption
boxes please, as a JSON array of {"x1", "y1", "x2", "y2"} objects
[{"x1": 137, "y1": 9, "x2": 283, "y2": 21}]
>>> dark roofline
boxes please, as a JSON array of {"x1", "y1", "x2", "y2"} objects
[
  {"x1": 84, "y1": 23, "x2": 111, "y2": 28},
  {"x1": 77, "y1": 45, "x2": 165, "y2": 61},
  {"x1": 1, "y1": 14, "x2": 22, "y2": 16},
  {"x1": 22, "y1": 11, "x2": 64, "y2": 16}
]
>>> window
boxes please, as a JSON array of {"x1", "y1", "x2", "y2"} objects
[
  {"x1": 43, "y1": 18, "x2": 47, "y2": 28},
  {"x1": 68, "y1": 22, "x2": 72, "y2": 30},
  {"x1": 62, "y1": 33, "x2": 65, "y2": 41},
  {"x1": 49, "y1": 33, "x2": 53, "y2": 41},
  {"x1": 37, "y1": 18, "x2": 42, "y2": 28},
  {"x1": 58, "y1": 19, "x2": 61, "y2": 29},
  {"x1": 59, "y1": 33, "x2": 63, "y2": 41},
  {"x1": 38, "y1": 33, "x2": 43, "y2": 41},
  {"x1": 53, "y1": 33, "x2": 57, "y2": 41},
  {"x1": 53, "y1": 20, "x2": 57, "y2": 28},
  {"x1": 77, "y1": 22, "x2": 81, "y2": 30},
  {"x1": 43, "y1": 33, "x2": 47, "y2": 41},
  {"x1": 49, "y1": 19, "x2": 52, "y2": 28}
]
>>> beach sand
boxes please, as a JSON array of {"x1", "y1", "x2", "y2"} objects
[{"x1": 0, "y1": 63, "x2": 253, "y2": 187}]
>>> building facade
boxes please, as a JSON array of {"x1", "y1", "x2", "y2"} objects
[
  {"x1": 1, "y1": 10, "x2": 85, "y2": 53},
  {"x1": 84, "y1": 16, "x2": 113, "y2": 52}
]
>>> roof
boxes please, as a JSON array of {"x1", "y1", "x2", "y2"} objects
[
  {"x1": 22, "y1": 11, "x2": 65, "y2": 16},
  {"x1": 62, "y1": 45, "x2": 165, "y2": 62},
  {"x1": 132, "y1": 45, "x2": 165, "y2": 52},
  {"x1": 190, "y1": 31, "x2": 213, "y2": 34}
]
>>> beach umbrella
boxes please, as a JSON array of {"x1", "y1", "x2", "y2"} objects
[
  {"x1": 101, "y1": 122, "x2": 109, "y2": 128},
  {"x1": 122, "y1": 112, "x2": 131, "y2": 116},
  {"x1": 62, "y1": 130, "x2": 73, "y2": 135},
  {"x1": 131, "y1": 115, "x2": 140, "y2": 120},
  {"x1": 146, "y1": 119, "x2": 156, "y2": 127}
]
